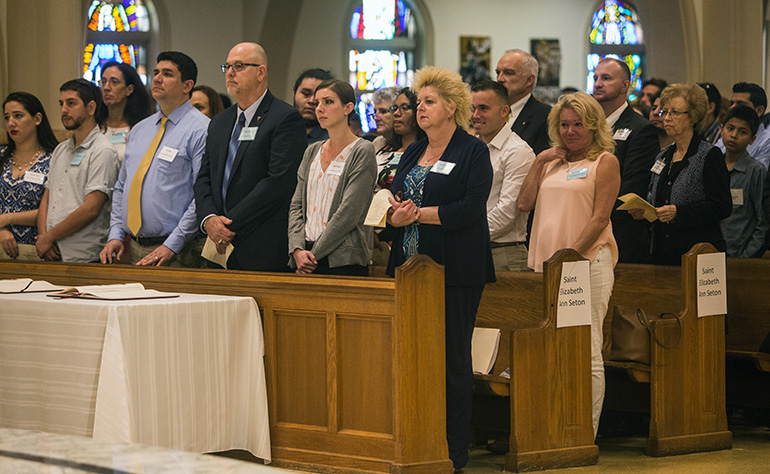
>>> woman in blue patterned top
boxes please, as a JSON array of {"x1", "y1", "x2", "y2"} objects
[
  {"x1": 385, "y1": 66, "x2": 494, "y2": 471},
  {"x1": 1, "y1": 92, "x2": 59, "y2": 259}
]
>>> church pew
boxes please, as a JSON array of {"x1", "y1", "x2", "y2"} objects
[
  {"x1": 0, "y1": 256, "x2": 452, "y2": 474},
  {"x1": 724, "y1": 257, "x2": 770, "y2": 410},
  {"x1": 474, "y1": 249, "x2": 599, "y2": 472},
  {"x1": 603, "y1": 243, "x2": 732, "y2": 456}
]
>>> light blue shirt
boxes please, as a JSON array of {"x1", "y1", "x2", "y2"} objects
[{"x1": 108, "y1": 100, "x2": 209, "y2": 253}]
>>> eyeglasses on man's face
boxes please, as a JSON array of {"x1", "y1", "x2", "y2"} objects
[{"x1": 221, "y1": 63, "x2": 262, "y2": 73}]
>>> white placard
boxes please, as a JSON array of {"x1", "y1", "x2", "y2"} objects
[
  {"x1": 697, "y1": 252, "x2": 727, "y2": 317},
  {"x1": 556, "y1": 260, "x2": 592, "y2": 328},
  {"x1": 156, "y1": 146, "x2": 178, "y2": 162}
]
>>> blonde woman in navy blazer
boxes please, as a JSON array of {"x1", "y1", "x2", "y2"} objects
[{"x1": 385, "y1": 66, "x2": 494, "y2": 470}]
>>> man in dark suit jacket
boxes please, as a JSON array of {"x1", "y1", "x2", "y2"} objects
[
  {"x1": 495, "y1": 49, "x2": 551, "y2": 154},
  {"x1": 593, "y1": 58, "x2": 660, "y2": 263},
  {"x1": 194, "y1": 42, "x2": 306, "y2": 271}
]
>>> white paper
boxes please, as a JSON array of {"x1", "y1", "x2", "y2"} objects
[
  {"x1": 613, "y1": 128, "x2": 631, "y2": 141},
  {"x1": 326, "y1": 161, "x2": 345, "y2": 176},
  {"x1": 239, "y1": 126, "x2": 258, "y2": 141},
  {"x1": 472, "y1": 327, "x2": 501, "y2": 374},
  {"x1": 730, "y1": 188, "x2": 744, "y2": 206},
  {"x1": 697, "y1": 252, "x2": 727, "y2": 317},
  {"x1": 23, "y1": 171, "x2": 46, "y2": 185},
  {"x1": 430, "y1": 161, "x2": 456, "y2": 175},
  {"x1": 201, "y1": 237, "x2": 234, "y2": 269},
  {"x1": 556, "y1": 260, "x2": 592, "y2": 328},
  {"x1": 157, "y1": 146, "x2": 178, "y2": 162},
  {"x1": 364, "y1": 188, "x2": 395, "y2": 228},
  {"x1": 651, "y1": 159, "x2": 666, "y2": 174}
]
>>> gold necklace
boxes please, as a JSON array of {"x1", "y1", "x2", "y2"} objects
[
  {"x1": 10, "y1": 149, "x2": 43, "y2": 171},
  {"x1": 421, "y1": 147, "x2": 444, "y2": 166}
]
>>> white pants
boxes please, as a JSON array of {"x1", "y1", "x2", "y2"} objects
[{"x1": 589, "y1": 245, "x2": 614, "y2": 436}]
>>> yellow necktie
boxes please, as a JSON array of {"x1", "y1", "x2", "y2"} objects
[{"x1": 127, "y1": 116, "x2": 168, "y2": 236}]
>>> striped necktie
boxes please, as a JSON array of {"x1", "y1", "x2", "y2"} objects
[{"x1": 127, "y1": 116, "x2": 168, "y2": 236}]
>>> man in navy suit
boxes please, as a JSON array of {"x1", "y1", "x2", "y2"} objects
[
  {"x1": 593, "y1": 58, "x2": 659, "y2": 263},
  {"x1": 495, "y1": 49, "x2": 551, "y2": 154},
  {"x1": 194, "y1": 42, "x2": 306, "y2": 271}
]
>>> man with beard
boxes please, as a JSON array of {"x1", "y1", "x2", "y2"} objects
[
  {"x1": 592, "y1": 57, "x2": 659, "y2": 263},
  {"x1": 293, "y1": 68, "x2": 334, "y2": 144},
  {"x1": 36, "y1": 79, "x2": 119, "y2": 262}
]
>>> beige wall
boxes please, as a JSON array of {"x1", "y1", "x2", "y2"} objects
[{"x1": 0, "y1": 0, "x2": 767, "y2": 141}]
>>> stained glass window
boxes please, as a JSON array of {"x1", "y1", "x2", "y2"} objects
[
  {"x1": 348, "y1": 0, "x2": 420, "y2": 133},
  {"x1": 83, "y1": 0, "x2": 152, "y2": 85},
  {"x1": 586, "y1": 1, "x2": 645, "y2": 102}
]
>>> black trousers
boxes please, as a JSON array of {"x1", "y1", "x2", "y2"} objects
[{"x1": 445, "y1": 284, "x2": 484, "y2": 470}]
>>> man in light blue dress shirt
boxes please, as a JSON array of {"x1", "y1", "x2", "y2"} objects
[{"x1": 99, "y1": 51, "x2": 209, "y2": 267}]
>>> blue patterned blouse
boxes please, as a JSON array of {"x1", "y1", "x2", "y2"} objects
[
  {"x1": 401, "y1": 164, "x2": 431, "y2": 258},
  {"x1": 0, "y1": 146, "x2": 51, "y2": 244}
]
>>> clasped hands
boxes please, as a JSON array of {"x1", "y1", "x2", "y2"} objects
[
  {"x1": 205, "y1": 215, "x2": 236, "y2": 254},
  {"x1": 387, "y1": 196, "x2": 420, "y2": 227},
  {"x1": 629, "y1": 204, "x2": 676, "y2": 223}
]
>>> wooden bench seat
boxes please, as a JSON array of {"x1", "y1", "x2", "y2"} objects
[
  {"x1": 474, "y1": 249, "x2": 598, "y2": 472},
  {"x1": 725, "y1": 257, "x2": 770, "y2": 411},
  {"x1": 603, "y1": 243, "x2": 731, "y2": 456}
]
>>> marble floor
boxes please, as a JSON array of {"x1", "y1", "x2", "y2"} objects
[{"x1": 463, "y1": 425, "x2": 770, "y2": 474}]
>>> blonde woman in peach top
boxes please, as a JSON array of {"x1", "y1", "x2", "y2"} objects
[{"x1": 518, "y1": 91, "x2": 620, "y2": 437}]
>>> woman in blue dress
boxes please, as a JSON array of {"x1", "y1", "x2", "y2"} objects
[{"x1": 1, "y1": 92, "x2": 59, "y2": 259}]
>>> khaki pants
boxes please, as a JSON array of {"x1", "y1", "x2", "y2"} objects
[
  {"x1": 491, "y1": 244, "x2": 529, "y2": 271},
  {"x1": 129, "y1": 236, "x2": 207, "y2": 268}
]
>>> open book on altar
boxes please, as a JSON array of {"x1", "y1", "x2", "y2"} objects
[
  {"x1": 48, "y1": 283, "x2": 179, "y2": 301},
  {"x1": 0, "y1": 278, "x2": 63, "y2": 294}
]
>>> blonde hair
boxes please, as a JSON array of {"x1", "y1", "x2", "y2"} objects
[
  {"x1": 659, "y1": 83, "x2": 709, "y2": 133},
  {"x1": 547, "y1": 92, "x2": 614, "y2": 161},
  {"x1": 412, "y1": 66, "x2": 472, "y2": 130}
]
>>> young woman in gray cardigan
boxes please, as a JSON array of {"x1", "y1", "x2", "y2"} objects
[{"x1": 288, "y1": 79, "x2": 376, "y2": 276}]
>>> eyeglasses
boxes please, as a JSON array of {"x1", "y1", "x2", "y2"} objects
[
  {"x1": 367, "y1": 107, "x2": 393, "y2": 119},
  {"x1": 98, "y1": 78, "x2": 124, "y2": 87},
  {"x1": 389, "y1": 104, "x2": 413, "y2": 114},
  {"x1": 221, "y1": 63, "x2": 262, "y2": 73},
  {"x1": 657, "y1": 109, "x2": 689, "y2": 118}
]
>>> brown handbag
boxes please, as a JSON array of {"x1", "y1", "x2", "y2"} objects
[{"x1": 609, "y1": 306, "x2": 682, "y2": 365}]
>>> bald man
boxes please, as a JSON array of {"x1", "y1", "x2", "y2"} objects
[{"x1": 194, "y1": 42, "x2": 306, "y2": 271}]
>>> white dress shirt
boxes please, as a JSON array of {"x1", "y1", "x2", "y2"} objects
[
  {"x1": 484, "y1": 126, "x2": 536, "y2": 243},
  {"x1": 508, "y1": 93, "x2": 531, "y2": 124},
  {"x1": 605, "y1": 101, "x2": 628, "y2": 128}
]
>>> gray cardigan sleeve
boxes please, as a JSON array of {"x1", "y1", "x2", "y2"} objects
[
  {"x1": 310, "y1": 139, "x2": 376, "y2": 261},
  {"x1": 287, "y1": 142, "x2": 321, "y2": 260}
]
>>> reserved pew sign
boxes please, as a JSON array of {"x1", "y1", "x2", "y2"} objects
[
  {"x1": 556, "y1": 261, "x2": 592, "y2": 328},
  {"x1": 696, "y1": 252, "x2": 727, "y2": 317}
]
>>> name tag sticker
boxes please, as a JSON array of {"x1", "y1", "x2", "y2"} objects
[
  {"x1": 430, "y1": 160, "x2": 456, "y2": 175},
  {"x1": 388, "y1": 152, "x2": 403, "y2": 166},
  {"x1": 613, "y1": 128, "x2": 632, "y2": 141},
  {"x1": 651, "y1": 159, "x2": 666, "y2": 175},
  {"x1": 70, "y1": 152, "x2": 85, "y2": 166},
  {"x1": 157, "y1": 146, "x2": 178, "y2": 163},
  {"x1": 567, "y1": 167, "x2": 589, "y2": 180},
  {"x1": 731, "y1": 188, "x2": 744, "y2": 205},
  {"x1": 326, "y1": 161, "x2": 345, "y2": 176},
  {"x1": 110, "y1": 131, "x2": 128, "y2": 144},
  {"x1": 239, "y1": 127, "x2": 258, "y2": 141},
  {"x1": 23, "y1": 171, "x2": 46, "y2": 185}
]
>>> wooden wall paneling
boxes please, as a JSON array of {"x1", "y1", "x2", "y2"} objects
[{"x1": 0, "y1": 259, "x2": 450, "y2": 473}]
